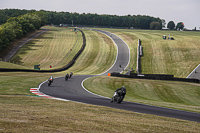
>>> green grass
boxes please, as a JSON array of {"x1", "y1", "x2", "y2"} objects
[
  {"x1": 99, "y1": 29, "x2": 200, "y2": 78},
  {"x1": 1, "y1": 27, "x2": 200, "y2": 132},
  {"x1": 84, "y1": 76, "x2": 200, "y2": 113},
  {"x1": 0, "y1": 61, "x2": 29, "y2": 69},
  {"x1": 10, "y1": 26, "x2": 82, "y2": 70},
  {"x1": 66, "y1": 30, "x2": 117, "y2": 75}
]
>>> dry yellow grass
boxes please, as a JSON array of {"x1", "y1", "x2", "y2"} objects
[
  {"x1": 11, "y1": 26, "x2": 80, "y2": 69},
  {"x1": 1, "y1": 95, "x2": 200, "y2": 133}
]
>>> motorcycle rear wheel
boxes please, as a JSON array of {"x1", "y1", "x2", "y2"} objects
[{"x1": 117, "y1": 96, "x2": 124, "y2": 103}]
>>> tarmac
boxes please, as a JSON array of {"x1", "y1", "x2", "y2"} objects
[{"x1": 187, "y1": 64, "x2": 200, "y2": 80}]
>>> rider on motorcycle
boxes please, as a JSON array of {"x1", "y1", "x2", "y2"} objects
[
  {"x1": 48, "y1": 76, "x2": 53, "y2": 86},
  {"x1": 65, "y1": 73, "x2": 69, "y2": 81},
  {"x1": 69, "y1": 72, "x2": 73, "y2": 78},
  {"x1": 115, "y1": 86, "x2": 126, "y2": 97},
  {"x1": 49, "y1": 76, "x2": 53, "y2": 83},
  {"x1": 111, "y1": 86, "x2": 126, "y2": 103}
]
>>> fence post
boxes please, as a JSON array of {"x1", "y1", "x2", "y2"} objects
[{"x1": 137, "y1": 39, "x2": 141, "y2": 75}]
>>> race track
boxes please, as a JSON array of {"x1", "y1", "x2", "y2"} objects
[{"x1": 39, "y1": 30, "x2": 200, "y2": 122}]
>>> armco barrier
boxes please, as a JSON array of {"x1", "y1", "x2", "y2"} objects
[
  {"x1": 0, "y1": 29, "x2": 86, "y2": 73},
  {"x1": 110, "y1": 73, "x2": 200, "y2": 83}
]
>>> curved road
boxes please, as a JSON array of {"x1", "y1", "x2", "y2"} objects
[{"x1": 39, "y1": 30, "x2": 200, "y2": 122}]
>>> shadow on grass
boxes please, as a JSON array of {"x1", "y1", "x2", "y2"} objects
[{"x1": 11, "y1": 41, "x2": 44, "y2": 65}]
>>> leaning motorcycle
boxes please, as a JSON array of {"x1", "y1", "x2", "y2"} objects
[
  {"x1": 47, "y1": 79, "x2": 52, "y2": 86},
  {"x1": 65, "y1": 75, "x2": 69, "y2": 81},
  {"x1": 69, "y1": 72, "x2": 73, "y2": 79},
  {"x1": 110, "y1": 91, "x2": 125, "y2": 103}
]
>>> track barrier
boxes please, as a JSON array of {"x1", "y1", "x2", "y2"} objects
[{"x1": 110, "y1": 72, "x2": 200, "y2": 83}]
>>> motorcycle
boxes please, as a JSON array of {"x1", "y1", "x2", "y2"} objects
[
  {"x1": 110, "y1": 91, "x2": 125, "y2": 103},
  {"x1": 69, "y1": 72, "x2": 73, "y2": 79},
  {"x1": 65, "y1": 74, "x2": 69, "y2": 81},
  {"x1": 48, "y1": 79, "x2": 52, "y2": 86}
]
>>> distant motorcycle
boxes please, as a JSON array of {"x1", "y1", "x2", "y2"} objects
[
  {"x1": 65, "y1": 74, "x2": 69, "y2": 81},
  {"x1": 69, "y1": 72, "x2": 73, "y2": 79},
  {"x1": 48, "y1": 79, "x2": 52, "y2": 86},
  {"x1": 48, "y1": 76, "x2": 53, "y2": 86}
]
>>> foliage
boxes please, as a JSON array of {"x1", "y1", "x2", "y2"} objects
[
  {"x1": 0, "y1": 11, "x2": 44, "y2": 52},
  {"x1": 0, "y1": 9, "x2": 163, "y2": 29},
  {"x1": 167, "y1": 21, "x2": 175, "y2": 30},
  {"x1": 150, "y1": 21, "x2": 161, "y2": 30},
  {"x1": 0, "y1": 9, "x2": 36, "y2": 24},
  {"x1": 176, "y1": 22, "x2": 184, "y2": 30},
  {"x1": 161, "y1": 19, "x2": 166, "y2": 28}
]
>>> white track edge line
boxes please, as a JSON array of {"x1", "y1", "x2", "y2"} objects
[{"x1": 186, "y1": 64, "x2": 200, "y2": 78}]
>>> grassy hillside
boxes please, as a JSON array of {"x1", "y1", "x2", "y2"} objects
[
  {"x1": 1, "y1": 95, "x2": 200, "y2": 132},
  {"x1": 10, "y1": 26, "x2": 82, "y2": 70},
  {"x1": 67, "y1": 30, "x2": 117, "y2": 75},
  {"x1": 101, "y1": 29, "x2": 200, "y2": 78},
  {"x1": 0, "y1": 61, "x2": 29, "y2": 69},
  {"x1": 84, "y1": 76, "x2": 200, "y2": 113},
  {"x1": 1, "y1": 28, "x2": 200, "y2": 132}
]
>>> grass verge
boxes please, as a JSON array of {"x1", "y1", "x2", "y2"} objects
[
  {"x1": 1, "y1": 95, "x2": 200, "y2": 132},
  {"x1": 83, "y1": 76, "x2": 200, "y2": 113}
]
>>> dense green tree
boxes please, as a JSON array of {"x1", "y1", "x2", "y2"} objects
[
  {"x1": 1, "y1": 23, "x2": 16, "y2": 42},
  {"x1": 0, "y1": 9, "x2": 35, "y2": 24},
  {"x1": 161, "y1": 19, "x2": 166, "y2": 28},
  {"x1": 0, "y1": 11, "x2": 44, "y2": 52},
  {"x1": 0, "y1": 27, "x2": 10, "y2": 51},
  {"x1": 176, "y1": 22, "x2": 184, "y2": 30},
  {"x1": 167, "y1": 21, "x2": 175, "y2": 30}
]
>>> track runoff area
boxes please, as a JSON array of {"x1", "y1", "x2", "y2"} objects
[{"x1": 31, "y1": 30, "x2": 200, "y2": 123}]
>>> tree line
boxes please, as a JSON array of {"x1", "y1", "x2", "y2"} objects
[
  {"x1": 44, "y1": 11, "x2": 163, "y2": 29},
  {"x1": 0, "y1": 9, "x2": 163, "y2": 29},
  {"x1": 0, "y1": 10, "x2": 46, "y2": 52}
]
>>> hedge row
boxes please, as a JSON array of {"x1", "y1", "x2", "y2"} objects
[
  {"x1": 0, "y1": 29, "x2": 86, "y2": 73},
  {"x1": 111, "y1": 72, "x2": 200, "y2": 83}
]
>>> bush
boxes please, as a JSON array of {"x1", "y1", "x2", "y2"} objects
[{"x1": 150, "y1": 21, "x2": 161, "y2": 30}]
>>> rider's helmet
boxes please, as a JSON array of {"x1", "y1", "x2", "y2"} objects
[{"x1": 122, "y1": 86, "x2": 126, "y2": 93}]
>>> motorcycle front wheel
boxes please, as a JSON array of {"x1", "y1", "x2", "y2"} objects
[{"x1": 110, "y1": 97, "x2": 114, "y2": 103}]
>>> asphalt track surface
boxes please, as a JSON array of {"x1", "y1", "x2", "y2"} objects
[
  {"x1": 187, "y1": 64, "x2": 200, "y2": 80},
  {"x1": 40, "y1": 30, "x2": 200, "y2": 123}
]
